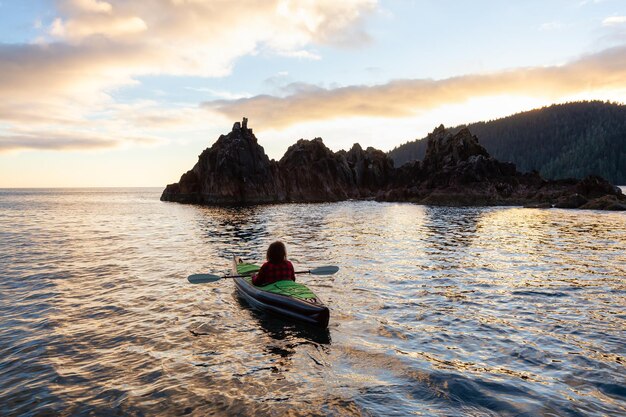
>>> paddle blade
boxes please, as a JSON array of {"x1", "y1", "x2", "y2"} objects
[
  {"x1": 309, "y1": 265, "x2": 339, "y2": 275},
  {"x1": 188, "y1": 273, "x2": 221, "y2": 284}
]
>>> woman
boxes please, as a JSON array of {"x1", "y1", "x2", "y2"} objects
[{"x1": 252, "y1": 241, "x2": 296, "y2": 286}]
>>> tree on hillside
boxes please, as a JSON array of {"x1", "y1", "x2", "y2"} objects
[{"x1": 388, "y1": 101, "x2": 626, "y2": 184}]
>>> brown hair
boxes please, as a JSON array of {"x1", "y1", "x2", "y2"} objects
[{"x1": 266, "y1": 241, "x2": 287, "y2": 264}]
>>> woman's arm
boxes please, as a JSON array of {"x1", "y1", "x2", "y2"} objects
[
  {"x1": 288, "y1": 261, "x2": 296, "y2": 281},
  {"x1": 252, "y1": 263, "x2": 269, "y2": 286}
]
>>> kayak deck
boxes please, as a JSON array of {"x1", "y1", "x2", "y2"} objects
[{"x1": 232, "y1": 257, "x2": 330, "y2": 328}]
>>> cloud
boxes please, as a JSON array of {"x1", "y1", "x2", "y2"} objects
[
  {"x1": 0, "y1": 41, "x2": 144, "y2": 100},
  {"x1": 0, "y1": 95, "x2": 228, "y2": 153},
  {"x1": 0, "y1": 131, "x2": 156, "y2": 152},
  {"x1": 276, "y1": 49, "x2": 322, "y2": 60},
  {"x1": 204, "y1": 45, "x2": 626, "y2": 128},
  {"x1": 578, "y1": 0, "x2": 606, "y2": 6},
  {"x1": 602, "y1": 16, "x2": 626, "y2": 26},
  {"x1": 72, "y1": 0, "x2": 113, "y2": 13},
  {"x1": 0, "y1": 0, "x2": 377, "y2": 152},
  {"x1": 50, "y1": 15, "x2": 148, "y2": 39},
  {"x1": 184, "y1": 87, "x2": 252, "y2": 100},
  {"x1": 47, "y1": 0, "x2": 377, "y2": 76},
  {"x1": 599, "y1": 15, "x2": 626, "y2": 45}
]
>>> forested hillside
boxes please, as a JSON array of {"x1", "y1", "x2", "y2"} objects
[{"x1": 389, "y1": 101, "x2": 626, "y2": 184}]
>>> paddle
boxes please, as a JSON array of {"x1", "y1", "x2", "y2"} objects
[{"x1": 188, "y1": 265, "x2": 339, "y2": 284}]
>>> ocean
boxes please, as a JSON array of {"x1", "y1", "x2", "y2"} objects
[{"x1": 1, "y1": 188, "x2": 625, "y2": 416}]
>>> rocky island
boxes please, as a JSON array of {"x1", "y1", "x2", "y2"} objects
[{"x1": 161, "y1": 118, "x2": 626, "y2": 210}]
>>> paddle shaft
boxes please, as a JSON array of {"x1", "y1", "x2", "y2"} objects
[
  {"x1": 188, "y1": 265, "x2": 338, "y2": 284},
  {"x1": 219, "y1": 270, "x2": 313, "y2": 279}
]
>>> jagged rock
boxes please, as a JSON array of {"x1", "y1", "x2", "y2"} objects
[
  {"x1": 161, "y1": 119, "x2": 625, "y2": 210},
  {"x1": 278, "y1": 138, "x2": 354, "y2": 202},
  {"x1": 423, "y1": 126, "x2": 489, "y2": 172},
  {"x1": 380, "y1": 126, "x2": 524, "y2": 204},
  {"x1": 345, "y1": 143, "x2": 394, "y2": 191},
  {"x1": 554, "y1": 193, "x2": 588, "y2": 209},
  {"x1": 579, "y1": 195, "x2": 626, "y2": 210},
  {"x1": 413, "y1": 127, "x2": 519, "y2": 190},
  {"x1": 575, "y1": 175, "x2": 622, "y2": 198},
  {"x1": 161, "y1": 119, "x2": 284, "y2": 204}
]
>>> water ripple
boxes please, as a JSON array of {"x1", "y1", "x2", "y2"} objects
[{"x1": 0, "y1": 189, "x2": 625, "y2": 416}]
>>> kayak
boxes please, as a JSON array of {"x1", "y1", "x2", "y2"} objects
[{"x1": 232, "y1": 256, "x2": 330, "y2": 328}]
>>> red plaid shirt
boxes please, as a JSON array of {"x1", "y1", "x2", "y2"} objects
[{"x1": 252, "y1": 260, "x2": 296, "y2": 286}]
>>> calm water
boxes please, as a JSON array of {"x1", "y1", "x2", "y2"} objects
[{"x1": 1, "y1": 188, "x2": 625, "y2": 416}]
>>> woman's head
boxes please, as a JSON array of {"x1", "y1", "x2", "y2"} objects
[{"x1": 266, "y1": 241, "x2": 287, "y2": 263}]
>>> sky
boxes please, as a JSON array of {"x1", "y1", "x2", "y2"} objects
[{"x1": 0, "y1": 0, "x2": 625, "y2": 187}]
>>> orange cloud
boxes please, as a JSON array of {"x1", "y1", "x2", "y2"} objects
[
  {"x1": 205, "y1": 45, "x2": 626, "y2": 128},
  {"x1": 0, "y1": 131, "x2": 157, "y2": 152}
]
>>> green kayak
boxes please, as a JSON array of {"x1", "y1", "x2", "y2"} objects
[{"x1": 232, "y1": 257, "x2": 330, "y2": 328}]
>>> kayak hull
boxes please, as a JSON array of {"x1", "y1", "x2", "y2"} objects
[{"x1": 232, "y1": 257, "x2": 330, "y2": 328}]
